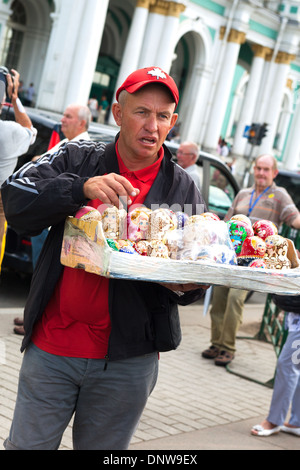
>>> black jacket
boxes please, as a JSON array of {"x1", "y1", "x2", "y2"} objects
[
  {"x1": 1, "y1": 138, "x2": 207, "y2": 359},
  {"x1": 272, "y1": 294, "x2": 300, "y2": 314}
]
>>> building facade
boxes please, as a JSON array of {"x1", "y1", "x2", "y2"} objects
[{"x1": 1, "y1": 0, "x2": 300, "y2": 179}]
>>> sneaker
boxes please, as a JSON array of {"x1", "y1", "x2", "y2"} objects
[
  {"x1": 214, "y1": 350, "x2": 234, "y2": 366},
  {"x1": 202, "y1": 345, "x2": 220, "y2": 359}
]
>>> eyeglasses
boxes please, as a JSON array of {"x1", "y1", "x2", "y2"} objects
[{"x1": 176, "y1": 151, "x2": 194, "y2": 156}]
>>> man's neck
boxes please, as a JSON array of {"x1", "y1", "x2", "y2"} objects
[
  {"x1": 117, "y1": 142, "x2": 160, "y2": 171},
  {"x1": 255, "y1": 183, "x2": 271, "y2": 195}
]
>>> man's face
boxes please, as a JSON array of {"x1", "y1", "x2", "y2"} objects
[
  {"x1": 253, "y1": 156, "x2": 278, "y2": 190},
  {"x1": 112, "y1": 84, "x2": 178, "y2": 169},
  {"x1": 61, "y1": 105, "x2": 84, "y2": 140},
  {"x1": 176, "y1": 144, "x2": 196, "y2": 169}
]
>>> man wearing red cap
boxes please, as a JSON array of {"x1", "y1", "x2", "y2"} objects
[{"x1": 1, "y1": 67, "x2": 207, "y2": 450}]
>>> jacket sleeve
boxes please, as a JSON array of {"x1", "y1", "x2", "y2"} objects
[{"x1": 1, "y1": 143, "x2": 90, "y2": 236}]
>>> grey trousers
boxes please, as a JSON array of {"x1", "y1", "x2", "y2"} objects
[
  {"x1": 267, "y1": 329, "x2": 300, "y2": 427},
  {"x1": 4, "y1": 343, "x2": 158, "y2": 450}
]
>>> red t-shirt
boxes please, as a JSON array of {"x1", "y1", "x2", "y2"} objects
[{"x1": 32, "y1": 145, "x2": 164, "y2": 358}]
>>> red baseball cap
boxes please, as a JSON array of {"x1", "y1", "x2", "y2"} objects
[{"x1": 116, "y1": 66, "x2": 179, "y2": 107}]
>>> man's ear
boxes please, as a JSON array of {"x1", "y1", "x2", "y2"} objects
[
  {"x1": 170, "y1": 113, "x2": 178, "y2": 130},
  {"x1": 111, "y1": 102, "x2": 122, "y2": 126}
]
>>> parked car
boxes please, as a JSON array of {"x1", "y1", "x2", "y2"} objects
[
  {"x1": 274, "y1": 168, "x2": 300, "y2": 211},
  {"x1": 1, "y1": 107, "x2": 240, "y2": 275},
  {"x1": 166, "y1": 141, "x2": 239, "y2": 219}
]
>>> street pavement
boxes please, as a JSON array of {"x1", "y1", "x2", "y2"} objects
[{"x1": 0, "y1": 292, "x2": 299, "y2": 451}]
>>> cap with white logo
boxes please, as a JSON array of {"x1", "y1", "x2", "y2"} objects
[{"x1": 116, "y1": 66, "x2": 179, "y2": 107}]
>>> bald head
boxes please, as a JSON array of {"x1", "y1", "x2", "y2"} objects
[
  {"x1": 177, "y1": 141, "x2": 199, "y2": 169},
  {"x1": 61, "y1": 104, "x2": 91, "y2": 140},
  {"x1": 253, "y1": 154, "x2": 278, "y2": 192},
  {"x1": 255, "y1": 154, "x2": 278, "y2": 171}
]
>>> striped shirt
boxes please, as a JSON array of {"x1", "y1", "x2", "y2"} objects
[{"x1": 224, "y1": 182, "x2": 299, "y2": 228}]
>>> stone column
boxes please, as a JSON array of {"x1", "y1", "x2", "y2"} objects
[
  {"x1": 0, "y1": 1, "x2": 11, "y2": 49},
  {"x1": 155, "y1": 1, "x2": 185, "y2": 71},
  {"x1": 259, "y1": 51, "x2": 295, "y2": 155},
  {"x1": 115, "y1": 0, "x2": 154, "y2": 87},
  {"x1": 231, "y1": 45, "x2": 271, "y2": 157},
  {"x1": 276, "y1": 78, "x2": 293, "y2": 153},
  {"x1": 138, "y1": 0, "x2": 169, "y2": 69},
  {"x1": 203, "y1": 28, "x2": 246, "y2": 152},
  {"x1": 37, "y1": 0, "x2": 108, "y2": 112},
  {"x1": 180, "y1": 64, "x2": 212, "y2": 143},
  {"x1": 282, "y1": 95, "x2": 300, "y2": 170},
  {"x1": 108, "y1": 0, "x2": 153, "y2": 125}
]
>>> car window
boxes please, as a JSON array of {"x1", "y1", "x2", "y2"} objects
[{"x1": 209, "y1": 166, "x2": 235, "y2": 217}]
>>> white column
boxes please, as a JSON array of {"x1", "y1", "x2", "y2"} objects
[
  {"x1": 180, "y1": 64, "x2": 212, "y2": 143},
  {"x1": 276, "y1": 108, "x2": 292, "y2": 153},
  {"x1": 108, "y1": 0, "x2": 151, "y2": 125},
  {"x1": 283, "y1": 100, "x2": 300, "y2": 170},
  {"x1": 37, "y1": 0, "x2": 108, "y2": 112},
  {"x1": 115, "y1": 0, "x2": 152, "y2": 87},
  {"x1": 155, "y1": 2, "x2": 185, "y2": 71},
  {"x1": 138, "y1": 2, "x2": 167, "y2": 69},
  {"x1": 64, "y1": 0, "x2": 109, "y2": 107},
  {"x1": 0, "y1": 2, "x2": 11, "y2": 49},
  {"x1": 231, "y1": 45, "x2": 270, "y2": 157},
  {"x1": 259, "y1": 52, "x2": 295, "y2": 155},
  {"x1": 203, "y1": 29, "x2": 246, "y2": 152}
]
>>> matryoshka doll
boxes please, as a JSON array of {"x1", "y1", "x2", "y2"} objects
[
  {"x1": 128, "y1": 206, "x2": 152, "y2": 242},
  {"x1": 147, "y1": 240, "x2": 169, "y2": 258},
  {"x1": 149, "y1": 208, "x2": 177, "y2": 240},
  {"x1": 227, "y1": 219, "x2": 254, "y2": 254},
  {"x1": 252, "y1": 220, "x2": 278, "y2": 240},
  {"x1": 101, "y1": 207, "x2": 127, "y2": 239},
  {"x1": 237, "y1": 235, "x2": 266, "y2": 266},
  {"x1": 230, "y1": 214, "x2": 252, "y2": 227},
  {"x1": 264, "y1": 234, "x2": 291, "y2": 269}
]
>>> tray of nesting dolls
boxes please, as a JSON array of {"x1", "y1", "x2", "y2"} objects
[{"x1": 60, "y1": 205, "x2": 300, "y2": 295}]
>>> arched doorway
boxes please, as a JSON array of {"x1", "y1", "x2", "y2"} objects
[
  {"x1": 88, "y1": 0, "x2": 135, "y2": 112},
  {"x1": 0, "y1": 0, "x2": 26, "y2": 70},
  {"x1": 0, "y1": 0, "x2": 54, "y2": 104}
]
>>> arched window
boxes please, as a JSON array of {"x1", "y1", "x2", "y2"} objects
[{"x1": 0, "y1": 0, "x2": 26, "y2": 69}]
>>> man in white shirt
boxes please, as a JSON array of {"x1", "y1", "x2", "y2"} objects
[
  {"x1": 0, "y1": 68, "x2": 37, "y2": 270},
  {"x1": 176, "y1": 141, "x2": 201, "y2": 190}
]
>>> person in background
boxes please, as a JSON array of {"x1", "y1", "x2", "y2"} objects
[
  {"x1": 24, "y1": 82, "x2": 35, "y2": 107},
  {"x1": 251, "y1": 292, "x2": 300, "y2": 437},
  {"x1": 88, "y1": 96, "x2": 99, "y2": 122},
  {"x1": 0, "y1": 67, "x2": 37, "y2": 272},
  {"x1": 97, "y1": 94, "x2": 109, "y2": 124},
  {"x1": 34, "y1": 103, "x2": 91, "y2": 159},
  {"x1": 13, "y1": 103, "x2": 92, "y2": 336},
  {"x1": 176, "y1": 141, "x2": 201, "y2": 191},
  {"x1": 1, "y1": 66, "x2": 208, "y2": 450},
  {"x1": 202, "y1": 154, "x2": 300, "y2": 367}
]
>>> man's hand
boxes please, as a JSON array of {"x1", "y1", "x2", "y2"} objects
[
  {"x1": 6, "y1": 69, "x2": 19, "y2": 102},
  {"x1": 83, "y1": 173, "x2": 140, "y2": 207},
  {"x1": 6, "y1": 69, "x2": 34, "y2": 133},
  {"x1": 160, "y1": 282, "x2": 210, "y2": 293}
]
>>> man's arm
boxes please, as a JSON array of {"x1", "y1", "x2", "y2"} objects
[
  {"x1": 7, "y1": 70, "x2": 33, "y2": 131},
  {"x1": 291, "y1": 213, "x2": 300, "y2": 230}
]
